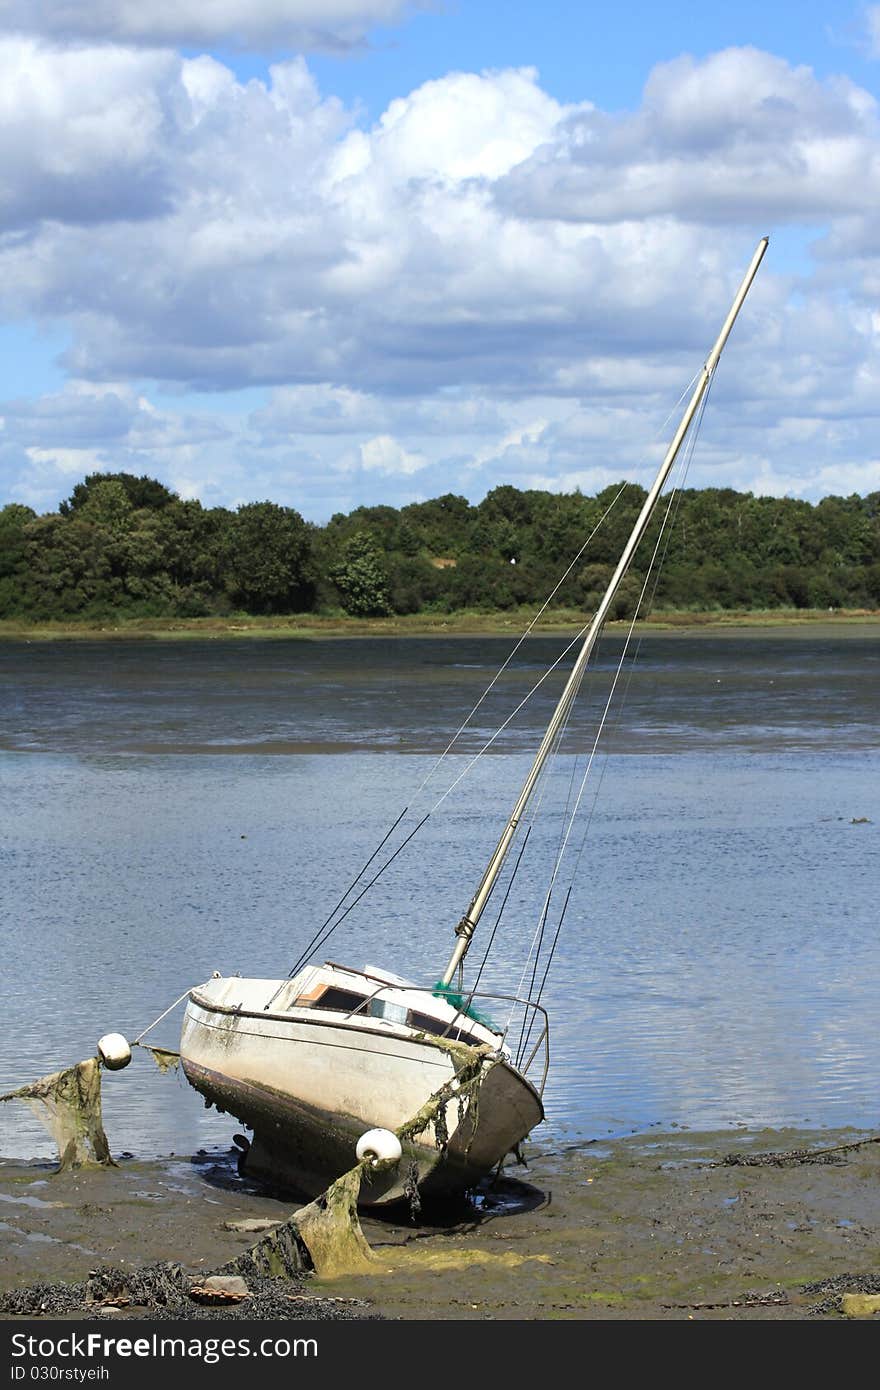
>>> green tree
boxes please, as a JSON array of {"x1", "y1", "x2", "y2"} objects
[
  {"x1": 222, "y1": 501, "x2": 314, "y2": 614},
  {"x1": 329, "y1": 532, "x2": 391, "y2": 616},
  {"x1": 23, "y1": 512, "x2": 118, "y2": 617},
  {"x1": 0, "y1": 504, "x2": 36, "y2": 616},
  {"x1": 6, "y1": 472, "x2": 880, "y2": 623},
  {"x1": 60, "y1": 472, "x2": 177, "y2": 515}
]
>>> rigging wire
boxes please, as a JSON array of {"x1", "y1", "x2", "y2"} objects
[
  {"x1": 561, "y1": 366, "x2": 718, "y2": 892},
  {"x1": 284, "y1": 368, "x2": 707, "y2": 979},
  {"x1": 511, "y1": 369, "x2": 719, "y2": 1060},
  {"x1": 290, "y1": 613, "x2": 601, "y2": 976},
  {"x1": 469, "y1": 825, "x2": 533, "y2": 996},
  {"x1": 291, "y1": 639, "x2": 585, "y2": 976},
  {"x1": 407, "y1": 481, "x2": 639, "y2": 802},
  {"x1": 283, "y1": 491, "x2": 635, "y2": 977},
  {"x1": 287, "y1": 636, "x2": 584, "y2": 973},
  {"x1": 468, "y1": 620, "x2": 604, "y2": 1012},
  {"x1": 555, "y1": 368, "x2": 717, "y2": 908},
  {"x1": 286, "y1": 811, "x2": 432, "y2": 979},
  {"x1": 289, "y1": 620, "x2": 609, "y2": 972},
  {"x1": 279, "y1": 806, "x2": 410, "y2": 988}
]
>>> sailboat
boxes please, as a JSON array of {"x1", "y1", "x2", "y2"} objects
[{"x1": 179, "y1": 238, "x2": 769, "y2": 1207}]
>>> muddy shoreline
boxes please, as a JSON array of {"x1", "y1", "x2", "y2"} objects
[{"x1": 2, "y1": 1126, "x2": 879, "y2": 1321}]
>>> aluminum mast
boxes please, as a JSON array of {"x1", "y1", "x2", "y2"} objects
[{"x1": 440, "y1": 236, "x2": 769, "y2": 987}]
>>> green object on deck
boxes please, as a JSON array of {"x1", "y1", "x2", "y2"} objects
[{"x1": 431, "y1": 982, "x2": 498, "y2": 1032}]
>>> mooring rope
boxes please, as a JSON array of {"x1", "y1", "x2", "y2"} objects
[{"x1": 132, "y1": 988, "x2": 194, "y2": 1046}]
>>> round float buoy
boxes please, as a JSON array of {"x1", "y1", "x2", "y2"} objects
[
  {"x1": 356, "y1": 1127, "x2": 402, "y2": 1167},
  {"x1": 97, "y1": 1033, "x2": 132, "y2": 1070}
]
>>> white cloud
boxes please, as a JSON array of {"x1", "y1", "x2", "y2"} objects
[
  {"x1": 251, "y1": 385, "x2": 506, "y2": 439},
  {"x1": 360, "y1": 433, "x2": 427, "y2": 474},
  {"x1": 470, "y1": 419, "x2": 549, "y2": 470},
  {"x1": 0, "y1": 0, "x2": 421, "y2": 51},
  {"x1": 0, "y1": 38, "x2": 179, "y2": 228},
  {"x1": 2, "y1": 381, "x2": 237, "y2": 510},
  {"x1": 25, "y1": 445, "x2": 106, "y2": 476},
  {"x1": 498, "y1": 48, "x2": 880, "y2": 227},
  {"x1": 1, "y1": 43, "x2": 880, "y2": 515},
  {"x1": 252, "y1": 386, "x2": 388, "y2": 438},
  {"x1": 366, "y1": 68, "x2": 570, "y2": 182}
]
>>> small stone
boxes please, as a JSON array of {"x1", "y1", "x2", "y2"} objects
[
  {"x1": 840, "y1": 1293, "x2": 880, "y2": 1318},
  {"x1": 223, "y1": 1218, "x2": 282, "y2": 1235}
]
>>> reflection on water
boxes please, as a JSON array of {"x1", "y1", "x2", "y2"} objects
[{"x1": 0, "y1": 634, "x2": 877, "y2": 1158}]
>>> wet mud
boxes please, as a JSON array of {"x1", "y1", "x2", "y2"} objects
[{"x1": 2, "y1": 1126, "x2": 880, "y2": 1321}]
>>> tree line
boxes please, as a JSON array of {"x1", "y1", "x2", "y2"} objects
[{"x1": 1, "y1": 472, "x2": 878, "y2": 622}]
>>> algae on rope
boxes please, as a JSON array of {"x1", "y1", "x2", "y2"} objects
[
  {"x1": 0, "y1": 1057, "x2": 113, "y2": 1170},
  {"x1": 397, "y1": 1037, "x2": 493, "y2": 1156},
  {"x1": 228, "y1": 1164, "x2": 376, "y2": 1282},
  {"x1": 287, "y1": 1165, "x2": 378, "y2": 1279},
  {"x1": 140, "y1": 1045, "x2": 180, "y2": 1075},
  {"x1": 233, "y1": 1038, "x2": 497, "y2": 1281}
]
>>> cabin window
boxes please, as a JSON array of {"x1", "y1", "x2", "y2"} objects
[
  {"x1": 297, "y1": 985, "x2": 485, "y2": 1043},
  {"x1": 408, "y1": 1010, "x2": 483, "y2": 1049},
  {"x1": 304, "y1": 986, "x2": 367, "y2": 1013},
  {"x1": 368, "y1": 998, "x2": 408, "y2": 1025}
]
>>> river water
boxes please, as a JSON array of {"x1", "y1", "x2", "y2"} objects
[{"x1": 1, "y1": 630, "x2": 877, "y2": 1158}]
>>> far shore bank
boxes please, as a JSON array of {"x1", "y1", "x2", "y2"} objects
[{"x1": 2, "y1": 607, "x2": 879, "y2": 643}]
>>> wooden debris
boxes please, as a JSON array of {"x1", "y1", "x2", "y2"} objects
[{"x1": 189, "y1": 1275, "x2": 251, "y2": 1305}]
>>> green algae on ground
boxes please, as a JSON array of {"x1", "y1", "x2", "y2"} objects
[{"x1": 231, "y1": 1163, "x2": 378, "y2": 1282}]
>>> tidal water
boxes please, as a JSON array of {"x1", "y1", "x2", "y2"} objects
[{"x1": 1, "y1": 631, "x2": 877, "y2": 1159}]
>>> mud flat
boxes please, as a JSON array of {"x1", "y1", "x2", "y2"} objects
[{"x1": 2, "y1": 1126, "x2": 879, "y2": 1321}]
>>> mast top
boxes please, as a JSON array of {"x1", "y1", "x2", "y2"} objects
[{"x1": 439, "y1": 238, "x2": 769, "y2": 989}]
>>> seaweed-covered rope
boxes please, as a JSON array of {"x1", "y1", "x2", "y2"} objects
[{"x1": 717, "y1": 1134, "x2": 880, "y2": 1168}]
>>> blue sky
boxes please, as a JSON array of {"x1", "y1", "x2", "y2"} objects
[
  {"x1": 1, "y1": 0, "x2": 879, "y2": 519},
  {"x1": 248, "y1": 2, "x2": 878, "y2": 115}
]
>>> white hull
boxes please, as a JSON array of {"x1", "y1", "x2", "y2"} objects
[{"x1": 180, "y1": 967, "x2": 545, "y2": 1206}]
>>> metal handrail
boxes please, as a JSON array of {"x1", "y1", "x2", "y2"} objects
[{"x1": 309, "y1": 969, "x2": 551, "y2": 1095}]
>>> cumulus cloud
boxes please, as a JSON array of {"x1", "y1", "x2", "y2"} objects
[
  {"x1": 497, "y1": 48, "x2": 880, "y2": 226},
  {"x1": 1, "y1": 381, "x2": 235, "y2": 510},
  {"x1": 0, "y1": 0, "x2": 422, "y2": 52},
  {"x1": 0, "y1": 39, "x2": 179, "y2": 228},
  {"x1": 250, "y1": 385, "x2": 506, "y2": 439},
  {"x1": 359, "y1": 433, "x2": 426, "y2": 474},
  {"x1": 1, "y1": 42, "x2": 879, "y2": 515}
]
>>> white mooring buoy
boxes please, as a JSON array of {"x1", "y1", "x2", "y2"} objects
[
  {"x1": 97, "y1": 1033, "x2": 132, "y2": 1070},
  {"x1": 355, "y1": 1127, "x2": 403, "y2": 1167}
]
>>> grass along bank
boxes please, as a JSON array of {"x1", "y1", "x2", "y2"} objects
[{"x1": 1, "y1": 606, "x2": 879, "y2": 642}]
